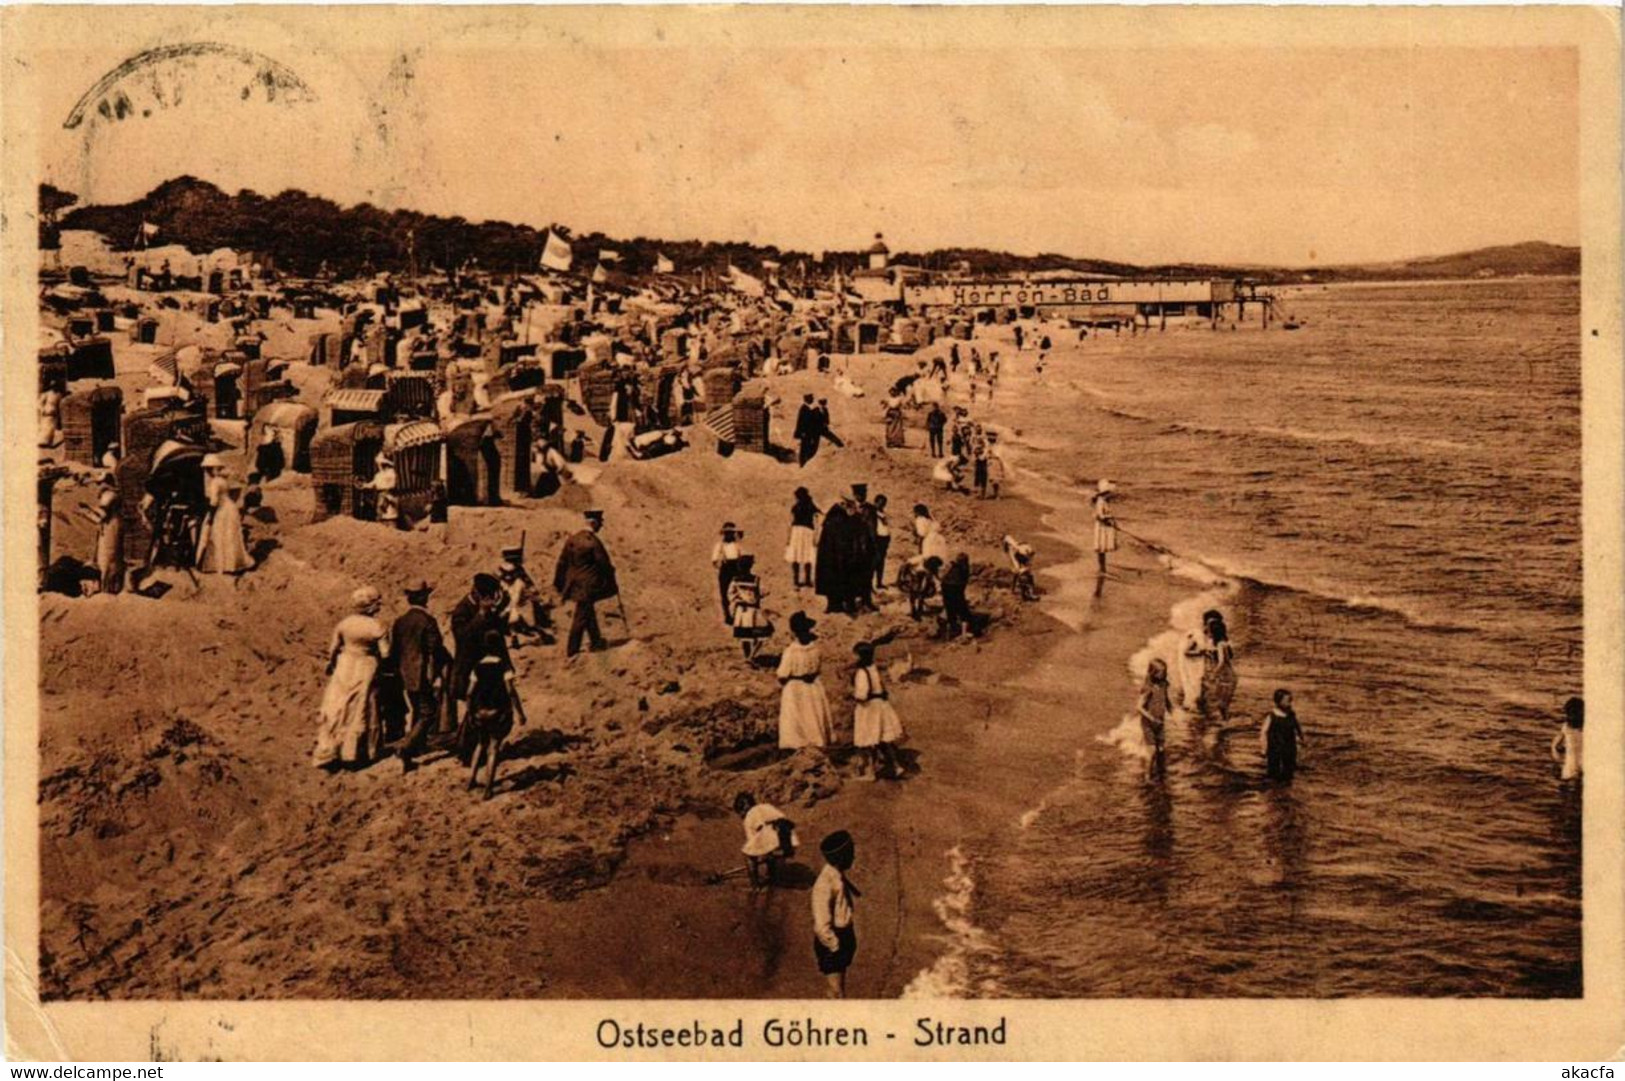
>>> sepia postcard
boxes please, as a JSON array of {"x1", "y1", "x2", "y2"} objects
[{"x1": 2, "y1": 3, "x2": 1621, "y2": 1061}]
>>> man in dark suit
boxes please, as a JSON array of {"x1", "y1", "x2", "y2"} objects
[
  {"x1": 793, "y1": 393, "x2": 820, "y2": 467},
  {"x1": 395, "y1": 578, "x2": 453, "y2": 772},
  {"x1": 553, "y1": 509, "x2": 617, "y2": 656}
]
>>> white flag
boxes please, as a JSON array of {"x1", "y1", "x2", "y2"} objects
[
  {"x1": 599, "y1": 249, "x2": 621, "y2": 263},
  {"x1": 591, "y1": 263, "x2": 608, "y2": 284},
  {"x1": 655, "y1": 252, "x2": 675, "y2": 274},
  {"x1": 539, "y1": 230, "x2": 573, "y2": 272}
]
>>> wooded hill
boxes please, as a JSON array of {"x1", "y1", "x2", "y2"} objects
[{"x1": 46, "y1": 178, "x2": 1580, "y2": 283}]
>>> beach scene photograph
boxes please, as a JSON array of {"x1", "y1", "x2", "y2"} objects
[{"x1": 9, "y1": 7, "x2": 1601, "y2": 1018}]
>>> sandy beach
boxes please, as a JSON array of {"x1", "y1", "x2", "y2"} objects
[{"x1": 38, "y1": 311, "x2": 1187, "y2": 1000}]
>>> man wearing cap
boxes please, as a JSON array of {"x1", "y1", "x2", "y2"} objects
[
  {"x1": 553, "y1": 509, "x2": 618, "y2": 656},
  {"x1": 394, "y1": 578, "x2": 452, "y2": 773}
]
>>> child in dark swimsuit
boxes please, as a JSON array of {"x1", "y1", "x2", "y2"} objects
[{"x1": 1260, "y1": 688, "x2": 1308, "y2": 782}]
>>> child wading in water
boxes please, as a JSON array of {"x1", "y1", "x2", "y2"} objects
[
  {"x1": 1092, "y1": 479, "x2": 1119, "y2": 576},
  {"x1": 1260, "y1": 688, "x2": 1308, "y2": 782},
  {"x1": 811, "y1": 830, "x2": 859, "y2": 998},
  {"x1": 1550, "y1": 696, "x2": 1583, "y2": 781},
  {"x1": 1137, "y1": 658, "x2": 1172, "y2": 781},
  {"x1": 851, "y1": 640, "x2": 905, "y2": 781}
]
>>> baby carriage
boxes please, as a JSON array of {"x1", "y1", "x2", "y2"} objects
[{"x1": 726, "y1": 572, "x2": 774, "y2": 663}]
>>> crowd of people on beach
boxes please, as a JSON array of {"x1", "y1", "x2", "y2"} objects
[{"x1": 40, "y1": 254, "x2": 1587, "y2": 1003}]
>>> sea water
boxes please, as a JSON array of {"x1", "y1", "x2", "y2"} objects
[{"x1": 949, "y1": 278, "x2": 1582, "y2": 997}]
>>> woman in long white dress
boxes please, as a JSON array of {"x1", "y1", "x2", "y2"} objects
[
  {"x1": 852, "y1": 640, "x2": 905, "y2": 780},
  {"x1": 776, "y1": 611, "x2": 833, "y2": 751},
  {"x1": 313, "y1": 586, "x2": 391, "y2": 770},
  {"x1": 195, "y1": 454, "x2": 255, "y2": 574}
]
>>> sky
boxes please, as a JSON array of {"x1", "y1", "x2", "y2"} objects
[{"x1": 37, "y1": 23, "x2": 1581, "y2": 267}]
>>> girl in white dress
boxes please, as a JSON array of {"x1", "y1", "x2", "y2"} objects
[
  {"x1": 776, "y1": 612, "x2": 833, "y2": 751},
  {"x1": 852, "y1": 640, "x2": 905, "y2": 780},
  {"x1": 785, "y1": 488, "x2": 821, "y2": 589},
  {"x1": 1092, "y1": 479, "x2": 1118, "y2": 575}
]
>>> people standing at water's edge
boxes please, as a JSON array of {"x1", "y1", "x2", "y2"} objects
[
  {"x1": 1137, "y1": 658, "x2": 1172, "y2": 782},
  {"x1": 776, "y1": 611, "x2": 834, "y2": 752},
  {"x1": 812, "y1": 830, "x2": 859, "y2": 999},
  {"x1": 313, "y1": 586, "x2": 390, "y2": 771},
  {"x1": 1550, "y1": 696, "x2": 1583, "y2": 781},
  {"x1": 1091, "y1": 479, "x2": 1118, "y2": 577},
  {"x1": 786, "y1": 488, "x2": 820, "y2": 590},
  {"x1": 1260, "y1": 688, "x2": 1308, "y2": 782},
  {"x1": 1201, "y1": 610, "x2": 1237, "y2": 723},
  {"x1": 852, "y1": 640, "x2": 905, "y2": 781}
]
